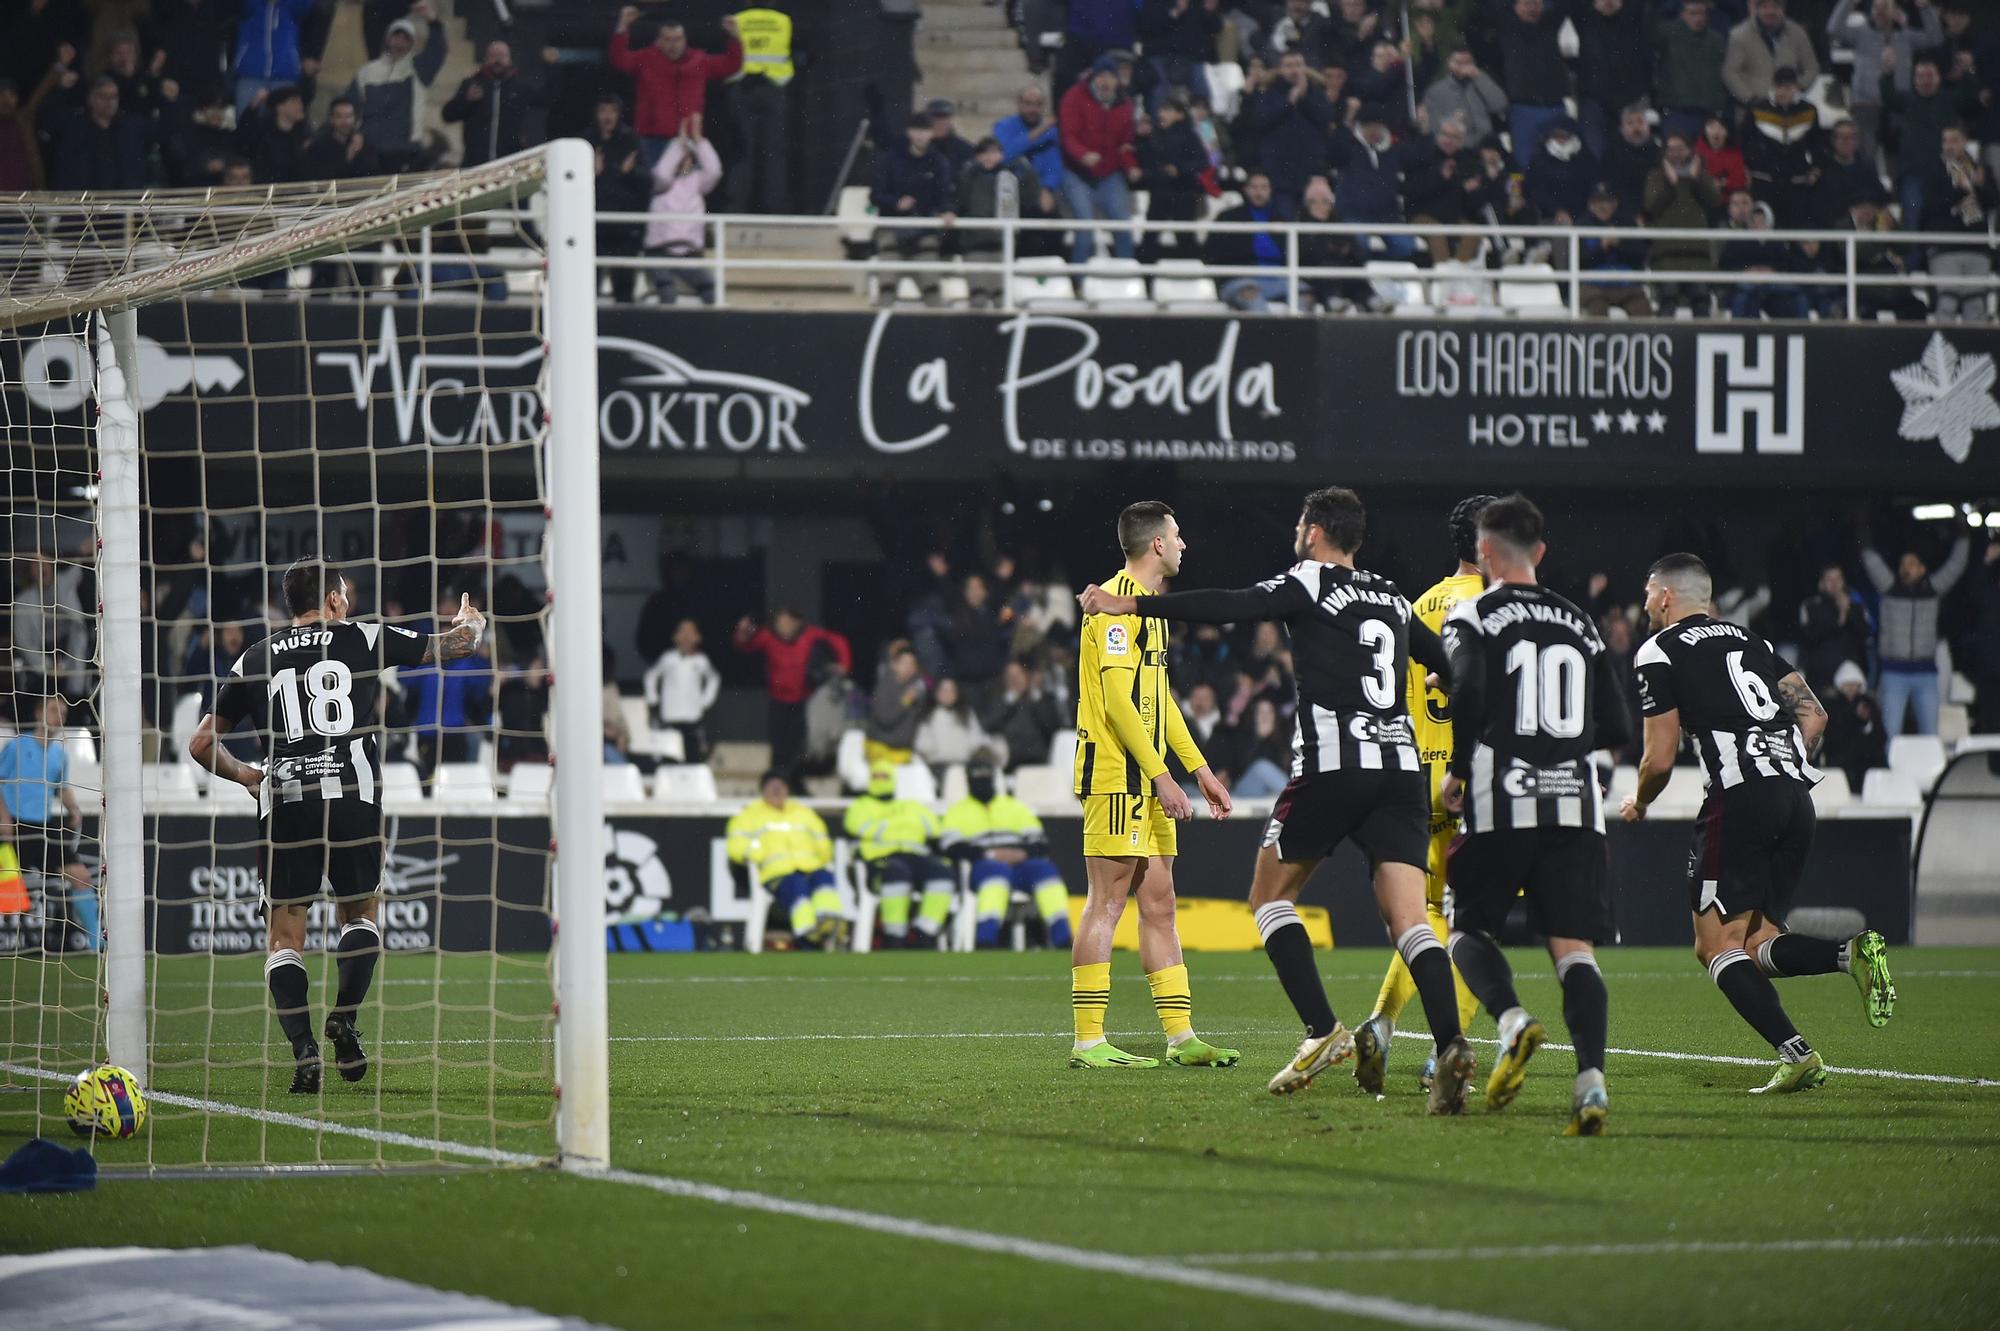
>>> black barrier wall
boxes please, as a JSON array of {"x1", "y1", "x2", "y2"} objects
[
  {"x1": 9, "y1": 307, "x2": 1997, "y2": 488},
  {"x1": 126, "y1": 812, "x2": 1908, "y2": 954}
]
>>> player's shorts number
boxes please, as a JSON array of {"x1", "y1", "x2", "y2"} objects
[
  {"x1": 269, "y1": 661, "x2": 357, "y2": 740},
  {"x1": 1505, "y1": 640, "x2": 1585, "y2": 739}
]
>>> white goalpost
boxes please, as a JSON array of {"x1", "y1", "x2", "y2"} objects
[{"x1": 0, "y1": 141, "x2": 608, "y2": 1173}]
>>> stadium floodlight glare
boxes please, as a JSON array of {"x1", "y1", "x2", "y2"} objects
[
  {"x1": 0, "y1": 142, "x2": 608, "y2": 1174},
  {"x1": 1910, "y1": 504, "x2": 1959, "y2": 521}
]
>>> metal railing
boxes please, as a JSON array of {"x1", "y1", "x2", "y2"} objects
[{"x1": 532, "y1": 211, "x2": 1998, "y2": 320}]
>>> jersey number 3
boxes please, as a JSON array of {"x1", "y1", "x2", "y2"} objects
[{"x1": 269, "y1": 662, "x2": 357, "y2": 740}]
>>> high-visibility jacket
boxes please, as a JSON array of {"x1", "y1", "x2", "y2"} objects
[
  {"x1": 843, "y1": 795, "x2": 941, "y2": 862},
  {"x1": 940, "y1": 796, "x2": 1045, "y2": 856},
  {"x1": 734, "y1": 8, "x2": 794, "y2": 85},
  {"x1": 726, "y1": 798, "x2": 831, "y2": 880}
]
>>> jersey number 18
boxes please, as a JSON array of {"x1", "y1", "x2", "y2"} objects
[{"x1": 269, "y1": 662, "x2": 357, "y2": 740}]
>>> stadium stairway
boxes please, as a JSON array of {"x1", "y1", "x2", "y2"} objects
[{"x1": 914, "y1": 0, "x2": 1032, "y2": 138}]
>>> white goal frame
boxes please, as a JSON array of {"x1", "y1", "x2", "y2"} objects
[{"x1": 30, "y1": 139, "x2": 609, "y2": 1172}]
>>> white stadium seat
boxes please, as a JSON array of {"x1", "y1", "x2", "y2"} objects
[
  {"x1": 381, "y1": 762, "x2": 425, "y2": 811},
  {"x1": 1011, "y1": 764, "x2": 1070, "y2": 808},
  {"x1": 1646, "y1": 773, "x2": 1707, "y2": 816},
  {"x1": 1152, "y1": 259, "x2": 1228, "y2": 312},
  {"x1": 1860, "y1": 767, "x2": 1921, "y2": 807},
  {"x1": 1010, "y1": 256, "x2": 1087, "y2": 311},
  {"x1": 1047, "y1": 730, "x2": 1078, "y2": 777},
  {"x1": 435, "y1": 763, "x2": 496, "y2": 803},
  {"x1": 652, "y1": 765, "x2": 719, "y2": 803},
  {"x1": 506, "y1": 762, "x2": 553, "y2": 804},
  {"x1": 837, "y1": 729, "x2": 871, "y2": 793},
  {"x1": 600, "y1": 764, "x2": 646, "y2": 804},
  {"x1": 1810, "y1": 769, "x2": 1854, "y2": 814},
  {"x1": 1497, "y1": 263, "x2": 1568, "y2": 313},
  {"x1": 1081, "y1": 257, "x2": 1151, "y2": 312},
  {"x1": 894, "y1": 761, "x2": 939, "y2": 805},
  {"x1": 1887, "y1": 735, "x2": 1947, "y2": 793},
  {"x1": 144, "y1": 762, "x2": 199, "y2": 803},
  {"x1": 938, "y1": 763, "x2": 970, "y2": 806}
]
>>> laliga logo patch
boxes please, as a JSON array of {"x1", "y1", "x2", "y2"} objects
[{"x1": 1104, "y1": 623, "x2": 1129, "y2": 656}]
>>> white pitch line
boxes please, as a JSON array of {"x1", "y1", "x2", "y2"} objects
[
  {"x1": 1385, "y1": 1029, "x2": 2000, "y2": 1088},
  {"x1": 0, "y1": 1059, "x2": 1558, "y2": 1331},
  {"x1": 1170, "y1": 1236, "x2": 2000, "y2": 1267}
]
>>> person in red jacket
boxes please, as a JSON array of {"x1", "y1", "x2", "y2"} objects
[
  {"x1": 1058, "y1": 56, "x2": 1140, "y2": 265},
  {"x1": 609, "y1": 5, "x2": 743, "y2": 165},
  {"x1": 733, "y1": 606, "x2": 852, "y2": 777}
]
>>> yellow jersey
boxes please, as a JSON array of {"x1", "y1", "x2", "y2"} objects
[
  {"x1": 1074, "y1": 568, "x2": 1205, "y2": 796},
  {"x1": 1406, "y1": 569, "x2": 1486, "y2": 771}
]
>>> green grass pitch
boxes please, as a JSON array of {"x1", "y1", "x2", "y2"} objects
[{"x1": 5, "y1": 945, "x2": 1999, "y2": 1330}]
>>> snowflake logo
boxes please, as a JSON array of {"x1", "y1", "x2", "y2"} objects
[{"x1": 1890, "y1": 333, "x2": 2000, "y2": 464}]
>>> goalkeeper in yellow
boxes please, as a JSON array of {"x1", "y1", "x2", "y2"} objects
[
  {"x1": 1352, "y1": 496, "x2": 1494, "y2": 1095},
  {"x1": 1068, "y1": 500, "x2": 1239, "y2": 1071}
]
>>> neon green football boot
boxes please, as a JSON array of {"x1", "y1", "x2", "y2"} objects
[
  {"x1": 1749, "y1": 1050, "x2": 1827, "y2": 1094},
  {"x1": 1165, "y1": 1036, "x2": 1240, "y2": 1068},
  {"x1": 1067, "y1": 1042, "x2": 1160, "y2": 1069},
  {"x1": 1848, "y1": 930, "x2": 1896, "y2": 1028}
]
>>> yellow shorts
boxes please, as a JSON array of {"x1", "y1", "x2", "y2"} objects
[
  {"x1": 1424, "y1": 760, "x2": 1459, "y2": 910},
  {"x1": 1080, "y1": 792, "x2": 1178, "y2": 859}
]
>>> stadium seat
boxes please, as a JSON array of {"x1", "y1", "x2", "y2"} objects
[
  {"x1": 1646, "y1": 773, "x2": 1708, "y2": 816},
  {"x1": 652, "y1": 764, "x2": 719, "y2": 803},
  {"x1": 939, "y1": 763, "x2": 970, "y2": 805},
  {"x1": 1047, "y1": 729, "x2": 1078, "y2": 775},
  {"x1": 836, "y1": 729, "x2": 871, "y2": 792},
  {"x1": 381, "y1": 762, "x2": 424, "y2": 811},
  {"x1": 144, "y1": 762, "x2": 198, "y2": 805},
  {"x1": 58, "y1": 728, "x2": 97, "y2": 766},
  {"x1": 1012, "y1": 764, "x2": 1069, "y2": 808},
  {"x1": 1608, "y1": 764, "x2": 1640, "y2": 804},
  {"x1": 1810, "y1": 769, "x2": 1855, "y2": 814},
  {"x1": 601, "y1": 764, "x2": 646, "y2": 804},
  {"x1": 1364, "y1": 260, "x2": 1426, "y2": 312},
  {"x1": 505, "y1": 762, "x2": 552, "y2": 804},
  {"x1": 207, "y1": 770, "x2": 259, "y2": 813},
  {"x1": 894, "y1": 761, "x2": 939, "y2": 804},
  {"x1": 1860, "y1": 767, "x2": 1921, "y2": 807},
  {"x1": 1497, "y1": 263, "x2": 1568, "y2": 313},
  {"x1": 1010, "y1": 256, "x2": 1087, "y2": 311},
  {"x1": 1081, "y1": 258, "x2": 1151, "y2": 312},
  {"x1": 1888, "y1": 735, "x2": 1947, "y2": 792},
  {"x1": 435, "y1": 763, "x2": 497, "y2": 804},
  {"x1": 620, "y1": 696, "x2": 656, "y2": 757},
  {"x1": 1152, "y1": 259, "x2": 1229, "y2": 312},
  {"x1": 836, "y1": 185, "x2": 875, "y2": 257},
  {"x1": 68, "y1": 761, "x2": 103, "y2": 798},
  {"x1": 169, "y1": 692, "x2": 204, "y2": 759},
  {"x1": 1430, "y1": 259, "x2": 1493, "y2": 311}
]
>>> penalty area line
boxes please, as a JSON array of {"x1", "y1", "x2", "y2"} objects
[{"x1": 0, "y1": 1059, "x2": 1554, "y2": 1331}]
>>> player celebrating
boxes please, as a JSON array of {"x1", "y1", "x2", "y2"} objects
[
  {"x1": 1068, "y1": 501, "x2": 1239, "y2": 1071},
  {"x1": 1354, "y1": 495, "x2": 1493, "y2": 1098},
  {"x1": 1082, "y1": 487, "x2": 1474, "y2": 1113},
  {"x1": 1438, "y1": 495, "x2": 1632, "y2": 1136},
  {"x1": 188, "y1": 561, "x2": 486, "y2": 1094},
  {"x1": 1623, "y1": 553, "x2": 1896, "y2": 1095}
]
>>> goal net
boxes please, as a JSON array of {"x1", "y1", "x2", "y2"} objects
[{"x1": 0, "y1": 143, "x2": 609, "y2": 1173}]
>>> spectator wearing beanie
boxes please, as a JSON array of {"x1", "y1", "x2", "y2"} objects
[
  {"x1": 345, "y1": 7, "x2": 448, "y2": 174},
  {"x1": 1819, "y1": 661, "x2": 1888, "y2": 791},
  {"x1": 1058, "y1": 56, "x2": 1139, "y2": 264},
  {"x1": 1134, "y1": 94, "x2": 1210, "y2": 263}
]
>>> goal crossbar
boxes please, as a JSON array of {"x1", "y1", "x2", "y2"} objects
[{"x1": 0, "y1": 149, "x2": 547, "y2": 331}]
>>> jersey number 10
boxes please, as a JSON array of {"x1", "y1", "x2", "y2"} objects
[
  {"x1": 268, "y1": 662, "x2": 357, "y2": 740},
  {"x1": 1505, "y1": 640, "x2": 1586, "y2": 739}
]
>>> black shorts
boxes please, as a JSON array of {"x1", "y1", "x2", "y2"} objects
[
  {"x1": 1449, "y1": 827, "x2": 1612, "y2": 943},
  {"x1": 10, "y1": 822, "x2": 81, "y2": 879},
  {"x1": 1686, "y1": 780, "x2": 1815, "y2": 920},
  {"x1": 260, "y1": 798, "x2": 384, "y2": 908},
  {"x1": 1263, "y1": 769, "x2": 1428, "y2": 871}
]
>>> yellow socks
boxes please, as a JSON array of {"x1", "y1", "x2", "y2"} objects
[
  {"x1": 1072, "y1": 962, "x2": 1111, "y2": 1047},
  {"x1": 1147, "y1": 963, "x2": 1193, "y2": 1042}
]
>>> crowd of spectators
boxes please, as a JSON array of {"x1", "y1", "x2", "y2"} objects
[{"x1": 947, "y1": 0, "x2": 2000, "y2": 316}]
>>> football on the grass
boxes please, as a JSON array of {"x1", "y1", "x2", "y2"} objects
[{"x1": 65, "y1": 1064, "x2": 148, "y2": 1140}]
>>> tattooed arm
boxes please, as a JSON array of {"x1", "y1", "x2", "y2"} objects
[
  {"x1": 1775, "y1": 671, "x2": 1828, "y2": 761},
  {"x1": 421, "y1": 593, "x2": 488, "y2": 665}
]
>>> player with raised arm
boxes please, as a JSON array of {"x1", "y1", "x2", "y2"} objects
[
  {"x1": 188, "y1": 560, "x2": 487, "y2": 1094},
  {"x1": 1081, "y1": 487, "x2": 1474, "y2": 1113},
  {"x1": 1437, "y1": 495, "x2": 1632, "y2": 1136},
  {"x1": 1353, "y1": 495, "x2": 1493, "y2": 1098},
  {"x1": 1623, "y1": 553, "x2": 1896, "y2": 1096},
  {"x1": 1067, "y1": 502, "x2": 1240, "y2": 1071}
]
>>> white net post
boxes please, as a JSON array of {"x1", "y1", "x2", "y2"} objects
[
  {"x1": 544, "y1": 138, "x2": 610, "y2": 1172},
  {"x1": 95, "y1": 308, "x2": 147, "y2": 1082}
]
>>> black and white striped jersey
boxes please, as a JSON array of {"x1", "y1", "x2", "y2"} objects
[
  {"x1": 1443, "y1": 583, "x2": 1631, "y2": 834},
  {"x1": 1633, "y1": 614, "x2": 1820, "y2": 791},
  {"x1": 1134, "y1": 561, "x2": 1450, "y2": 779},
  {"x1": 212, "y1": 618, "x2": 429, "y2": 816}
]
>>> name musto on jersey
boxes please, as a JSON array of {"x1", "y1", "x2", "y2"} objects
[{"x1": 213, "y1": 619, "x2": 429, "y2": 813}]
